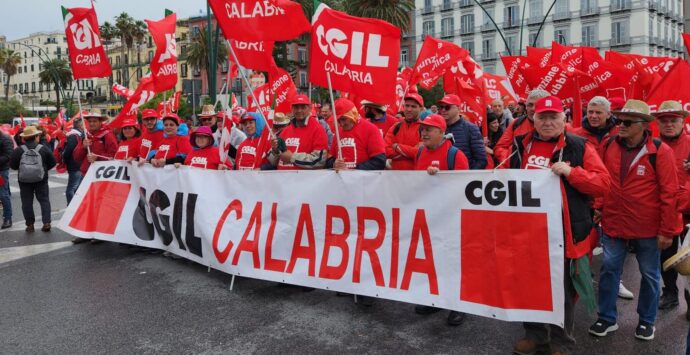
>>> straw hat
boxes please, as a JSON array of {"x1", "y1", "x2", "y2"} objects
[
  {"x1": 273, "y1": 112, "x2": 291, "y2": 126},
  {"x1": 612, "y1": 100, "x2": 654, "y2": 122},
  {"x1": 84, "y1": 108, "x2": 107, "y2": 120},
  {"x1": 663, "y1": 245, "x2": 690, "y2": 275},
  {"x1": 651, "y1": 100, "x2": 690, "y2": 118},
  {"x1": 198, "y1": 105, "x2": 216, "y2": 117},
  {"x1": 361, "y1": 100, "x2": 386, "y2": 111},
  {"x1": 20, "y1": 125, "x2": 41, "y2": 138}
]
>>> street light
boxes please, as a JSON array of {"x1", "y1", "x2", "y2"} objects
[{"x1": 15, "y1": 42, "x2": 69, "y2": 108}]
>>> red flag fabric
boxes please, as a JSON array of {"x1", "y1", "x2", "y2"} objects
[
  {"x1": 309, "y1": 4, "x2": 400, "y2": 106},
  {"x1": 550, "y1": 41, "x2": 600, "y2": 71},
  {"x1": 248, "y1": 83, "x2": 272, "y2": 116},
  {"x1": 411, "y1": 36, "x2": 468, "y2": 89},
  {"x1": 62, "y1": 6, "x2": 112, "y2": 79},
  {"x1": 605, "y1": 51, "x2": 678, "y2": 100},
  {"x1": 230, "y1": 40, "x2": 276, "y2": 72},
  {"x1": 683, "y1": 33, "x2": 690, "y2": 56},
  {"x1": 112, "y1": 83, "x2": 135, "y2": 99},
  {"x1": 483, "y1": 73, "x2": 518, "y2": 104},
  {"x1": 581, "y1": 51, "x2": 634, "y2": 100},
  {"x1": 269, "y1": 66, "x2": 298, "y2": 114},
  {"x1": 209, "y1": 0, "x2": 310, "y2": 42},
  {"x1": 19, "y1": 112, "x2": 26, "y2": 128},
  {"x1": 110, "y1": 75, "x2": 155, "y2": 129},
  {"x1": 500, "y1": 56, "x2": 532, "y2": 100},
  {"x1": 146, "y1": 13, "x2": 178, "y2": 92},
  {"x1": 526, "y1": 46, "x2": 552, "y2": 68},
  {"x1": 55, "y1": 108, "x2": 67, "y2": 128},
  {"x1": 646, "y1": 60, "x2": 690, "y2": 112}
]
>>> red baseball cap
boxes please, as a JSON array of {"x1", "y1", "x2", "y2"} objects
[
  {"x1": 420, "y1": 114, "x2": 447, "y2": 131},
  {"x1": 334, "y1": 98, "x2": 355, "y2": 116},
  {"x1": 404, "y1": 93, "x2": 424, "y2": 107},
  {"x1": 534, "y1": 96, "x2": 564, "y2": 114},
  {"x1": 120, "y1": 118, "x2": 139, "y2": 129},
  {"x1": 292, "y1": 94, "x2": 310, "y2": 106},
  {"x1": 162, "y1": 113, "x2": 180, "y2": 125},
  {"x1": 141, "y1": 109, "x2": 158, "y2": 119},
  {"x1": 438, "y1": 94, "x2": 461, "y2": 106}
]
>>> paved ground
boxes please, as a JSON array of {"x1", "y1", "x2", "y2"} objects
[{"x1": 0, "y1": 170, "x2": 688, "y2": 354}]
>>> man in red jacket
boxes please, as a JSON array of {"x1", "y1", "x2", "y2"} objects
[
  {"x1": 494, "y1": 89, "x2": 550, "y2": 165},
  {"x1": 327, "y1": 98, "x2": 386, "y2": 171},
  {"x1": 653, "y1": 100, "x2": 690, "y2": 312},
  {"x1": 508, "y1": 96, "x2": 611, "y2": 355},
  {"x1": 589, "y1": 99, "x2": 681, "y2": 342},
  {"x1": 414, "y1": 114, "x2": 469, "y2": 173},
  {"x1": 138, "y1": 108, "x2": 164, "y2": 162},
  {"x1": 74, "y1": 109, "x2": 118, "y2": 176},
  {"x1": 384, "y1": 94, "x2": 424, "y2": 170},
  {"x1": 570, "y1": 96, "x2": 618, "y2": 154}
]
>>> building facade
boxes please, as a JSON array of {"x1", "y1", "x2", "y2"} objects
[{"x1": 414, "y1": 0, "x2": 684, "y2": 74}]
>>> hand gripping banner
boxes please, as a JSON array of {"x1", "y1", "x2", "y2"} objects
[{"x1": 59, "y1": 162, "x2": 566, "y2": 326}]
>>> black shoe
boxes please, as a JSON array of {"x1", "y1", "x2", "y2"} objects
[
  {"x1": 356, "y1": 295, "x2": 374, "y2": 307},
  {"x1": 415, "y1": 305, "x2": 441, "y2": 315},
  {"x1": 447, "y1": 311, "x2": 465, "y2": 326},
  {"x1": 659, "y1": 292, "x2": 679, "y2": 310},
  {"x1": 686, "y1": 309, "x2": 690, "y2": 322},
  {"x1": 25, "y1": 224, "x2": 34, "y2": 233},
  {"x1": 634, "y1": 321, "x2": 655, "y2": 340},
  {"x1": 1, "y1": 220, "x2": 11, "y2": 229},
  {"x1": 71, "y1": 237, "x2": 88, "y2": 244},
  {"x1": 589, "y1": 319, "x2": 619, "y2": 337},
  {"x1": 41, "y1": 223, "x2": 51, "y2": 232}
]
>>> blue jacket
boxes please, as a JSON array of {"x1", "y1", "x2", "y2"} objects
[{"x1": 446, "y1": 118, "x2": 487, "y2": 170}]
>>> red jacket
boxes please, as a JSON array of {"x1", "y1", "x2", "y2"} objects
[
  {"x1": 368, "y1": 115, "x2": 398, "y2": 138},
  {"x1": 329, "y1": 120, "x2": 385, "y2": 168},
  {"x1": 74, "y1": 128, "x2": 118, "y2": 175},
  {"x1": 139, "y1": 129, "x2": 164, "y2": 160},
  {"x1": 384, "y1": 120, "x2": 422, "y2": 170},
  {"x1": 115, "y1": 137, "x2": 142, "y2": 160},
  {"x1": 600, "y1": 136, "x2": 681, "y2": 239},
  {"x1": 494, "y1": 116, "x2": 534, "y2": 164},
  {"x1": 184, "y1": 146, "x2": 226, "y2": 170},
  {"x1": 661, "y1": 133, "x2": 690, "y2": 216},
  {"x1": 153, "y1": 134, "x2": 193, "y2": 162},
  {"x1": 569, "y1": 125, "x2": 619, "y2": 156},
  {"x1": 235, "y1": 136, "x2": 270, "y2": 170},
  {"x1": 414, "y1": 140, "x2": 469, "y2": 171}
]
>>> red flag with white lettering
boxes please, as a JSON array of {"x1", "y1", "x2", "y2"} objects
[
  {"x1": 605, "y1": 51, "x2": 678, "y2": 100},
  {"x1": 684, "y1": 33, "x2": 690, "y2": 56},
  {"x1": 230, "y1": 40, "x2": 276, "y2": 72},
  {"x1": 62, "y1": 5, "x2": 112, "y2": 79},
  {"x1": 411, "y1": 36, "x2": 468, "y2": 89},
  {"x1": 646, "y1": 60, "x2": 690, "y2": 112},
  {"x1": 526, "y1": 46, "x2": 552, "y2": 68},
  {"x1": 269, "y1": 66, "x2": 298, "y2": 114},
  {"x1": 581, "y1": 50, "x2": 633, "y2": 100},
  {"x1": 209, "y1": 0, "x2": 311, "y2": 42},
  {"x1": 110, "y1": 75, "x2": 156, "y2": 129},
  {"x1": 309, "y1": 4, "x2": 400, "y2": 105},
  {"x1": 112, "y1": 83, "x2": 135, "y2": 99},
  {"x1": 500, "y1": 56, "x2": 532, "y2": 100},
  {"x1": 483, "y1": 73, "x2": 518, "y2": 104},
  {"x1": 146, "y1": 13, "x2": 178, "y2": 92},
  {"x1": 248, "y1": 83, "x2": 272, "y2": 116}
]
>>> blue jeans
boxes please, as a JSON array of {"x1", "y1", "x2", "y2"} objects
[
  {"x1": 0, "y1": 169, "x2": 11, "y2": 220},
  {"x1": 597, "y1": 234, "x2": 660, "y2": 325},
  {"x1": 65, "y1": 170, "x2": 82, "y2": 205},
  {"x1": 687, "y1": 325, "x2": 690, "y2": 355}
]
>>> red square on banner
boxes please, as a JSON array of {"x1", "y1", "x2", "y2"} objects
[
  {"x1": 68, "y1": 181, "x2": 131, "y2": 235},
  {"x1": 460, "y1": 210, "x2": 553, "y2": 311}
]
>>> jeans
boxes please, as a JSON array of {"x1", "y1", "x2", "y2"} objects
[
  {"x1": 65, "y1": 170, "x2": 82, "y2": 205},
  {"x1": 598, "y1": 234, "x2": 660, "y2": 325},
  {"x1": 0, "y1": 169, "x2": 11, "y2": 221},
  {"x1": 19, "y1": 180, "x2": 51, "y2": 225}
]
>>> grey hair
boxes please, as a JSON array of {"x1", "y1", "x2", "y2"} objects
[
  {"x1": 527, "y1": 89, "x2": 550, "y2": 101},
  {"x1": 587, "y1": 96, "x2": 611, "y2": 112}
]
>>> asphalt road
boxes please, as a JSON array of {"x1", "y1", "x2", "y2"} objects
[{"x1": 0, "y1": 170, "x2": 687, "y2": 354}]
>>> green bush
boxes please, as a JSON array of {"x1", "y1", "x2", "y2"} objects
[{"x1": 0, "y1": 99, "x2": 32, "y2": 123}]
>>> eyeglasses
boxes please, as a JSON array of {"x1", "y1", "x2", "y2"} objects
[
  {"x1": 438, "y1": 105, "x2": 453, "y2": 111},
  {"x1": 616, "y1": 119, "x2": 645, "y2": 127}
]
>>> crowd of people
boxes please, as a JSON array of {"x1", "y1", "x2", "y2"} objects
[{"x1": 1, "y1": 89, "x2": 689, "y2": 355}]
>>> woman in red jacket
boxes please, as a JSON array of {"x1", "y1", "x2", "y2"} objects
[
  {"x1": 150, "y1": 113, "x2": 192, "y2": 168},
  {"x1": 114, "y1": 118, "x2": 142, "y2": 161},
  {"x1": 183, "y1": 126, "x2": 229, "y2": 170}
]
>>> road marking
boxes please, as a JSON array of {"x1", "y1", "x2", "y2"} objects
[
  {"x1": 0, "y1": 241, "x2": 72, "y2": 264},
  {"x1": 0, "y1": 209, "x2": 66, "y2": 233},
  {"x1": 9, "y1": 180, "x2": 68, "y2": 193}
]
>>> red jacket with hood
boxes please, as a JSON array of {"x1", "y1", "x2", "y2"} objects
[{"x1": 74, "y1": 128, "x2": 118, "y2": 175}]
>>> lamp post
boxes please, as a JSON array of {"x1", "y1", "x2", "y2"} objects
[{"x1": 16, "y1": 42, "x2": 69, "y2": 110}]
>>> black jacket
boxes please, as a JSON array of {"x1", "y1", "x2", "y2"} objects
[
  {"x1": 0, "y1": 132, "x2": 14, "y2": 171},
  {"x1": 9, "y1": 140, "x2": 57, "y2": 183},
  {"x1": 63, "y1": 131, "x2": 84, "y2": 172}
]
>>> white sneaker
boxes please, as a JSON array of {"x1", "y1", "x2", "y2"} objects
[
  {"x1": 593, "y1": 246, "x2": 603, "y2": 256},
  {"x1": 618, "y1": 281, "x2": 634, "y2": 300}
]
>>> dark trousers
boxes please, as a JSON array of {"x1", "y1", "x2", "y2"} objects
[
  {"x1": 523, "y1": 259, "x2": 576, "y2": 353},
  {"x1": 660, "y1": 231, "x2": 690, "y2": 303},
  {"x1": 19, "y1": 180, "x2": 51, "y2": 225}
]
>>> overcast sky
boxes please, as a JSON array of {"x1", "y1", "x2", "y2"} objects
[{"x1": 1, "y1": 0, "x2": 208, "y2": 41}]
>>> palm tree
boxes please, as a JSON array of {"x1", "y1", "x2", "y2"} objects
[
  {"x1": 186, "y1": 28, "x2": 227, "y2": 97},
  {"x1": 100, "y1": 21, "x2": 118, "y2": 101},
  {"x1": 38, "y1": 58, "x2": 73, "y2": 111},
  {"x1": 0, "y1": 49, "x2": 22, "y2": 102},
  {"x1": 342, "y1": 0, "x2": 414, "y2": 32},
  {"x1": 132, "y1": 20, "x2": 147, "y2": 80},
  {"x1": 115, "y1": 13, "x2": 137, "y2": 88}
]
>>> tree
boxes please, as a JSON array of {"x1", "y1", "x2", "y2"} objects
[
  {"x1": 115, "y1": 12, "x2": 137, "y2": 88},
  {"x1": 100, "y1": 21, "x2": 119, "y2": 102},
  {"x1": 342, "y1": 0, "x2": 414, "y2": 32},
  {"x1": 38, "y1": 59, "x2": 73, "y2": 112},
  {"x1": 0, "y1": 49, "x2": 22, "y2": 102},
  {"x1": 186, "y1": 28, "x2": 227, "y2": 99},
  {"x1": 419, "y1": 80, "x2": 444, "y2": 109},
  {"x1": 0, "y1": 99, "x2": 31, "y2": 123}
]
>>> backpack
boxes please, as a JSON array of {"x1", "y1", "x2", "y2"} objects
[
  {"x1": 603, "y1": 136, "x2": 661, "y2": 171},
  {"x1": 416, "y1": 145, "x2": 460, "y2": 170},
  {"x1": 19, "y1": 144, "x2": 45, "y2": 183}
]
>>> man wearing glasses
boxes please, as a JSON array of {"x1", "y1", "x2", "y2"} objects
[
  {"x1": 494, "y1": 89, "x2": 550, "y2": 165},
  {"x1": 436, "y1": 94, "x2": 486, "y2": 170},
  {"x1": 589, "y1": 99, "x2": 681, "y2": 342}
]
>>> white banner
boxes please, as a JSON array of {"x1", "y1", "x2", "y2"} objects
[{"x1": 59, "y1": 162, "x2": 565, "y2": 326}]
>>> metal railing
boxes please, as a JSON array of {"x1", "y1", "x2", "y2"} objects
[
  {"x1": 609, "y1": 0, "x2": 631, "y2": 12},
  {"x1": 553, "y1": 11, "x2": 570, "y2": 20},
  {"x1": 580, "y1": 7, "x2": 600, "y2": 16},
  {"x1": 610, "y1": 36, "x2": 631, "y2": 46}
]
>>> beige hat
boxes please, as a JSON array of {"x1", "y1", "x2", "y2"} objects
[
  {"x1": 84, "y1": 108, "x2": 107, "y2": 120},
  {"x1": 652, "y1": 100, "x2": 690, "y2": 118},
  {"x1": 198, "y1": 104, "x2": 216, "y2": 117},
  {"x1": 361, "y1": 100, "x2": 387, "y2": 112},
  {"x1": 663, "y1": 245, "x2": 690, "y2": 275},
  {"x1": 20, "y1": 125, "x2": 41, "y2": 138},
  {"x1": 613, "y1": 99, "x2": 654, "y2": 122},
  {"x1": 273, "y1": 112, "x2": 290, "y2": 126}
]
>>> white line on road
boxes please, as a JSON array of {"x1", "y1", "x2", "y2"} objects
[
  {"x1": 0, "y1": 209, "x2": 67, "y2": 233},
  {"x1": 9, "y1": 180, "x2": 68, "y2": 194},
  {"x1": 0, "y1": 241, "x2": 72, "y2": 264}
]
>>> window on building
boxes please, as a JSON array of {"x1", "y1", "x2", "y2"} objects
[
  {"x1": 424, "y1": 0, "x2": 432, "y2": 12},
  {"x1": 400, "y1": 48, "x2": 409, "y2": 67},
  {"x1": 30, "y1": 64, "x2": 34, "y2": 72},
  {"x1": 31, "y1": 82, "x2": 35, "y2": 93},
  {"x1": 581, "y1": 24, "x2": 597, "y2": 46},
  {"x1": 298, "y1": 48, "x2": 307, "y2": 63},
  {"x1": 137, "y1": 68, "x2": 143, "y2": 80},
  {"x1": 193, "y1": 66, "x2": 201, "y2": 77},
  {"x1": 460, "y1": 14, "x2": 474, "y2": 34},
  {"x1": 24, "y1": 83, "x2": 28, "y2": 92},
  {"x1": 299, "y1": 72, "x2": 308, "y2": 87},
  {"x1": 423, "y1": 20, "x2": 435, "y2": 36},
  {"x1": 462, "y1": 41, "x2": 475, "y2": 56},
  {"x1": 443, "y1": 0, "x2": 453, "y2": 9},
  {"x1": 181, "y1": 64, "x2": 188, "y2": 78},
  {"x1": 124, "y1": 55, "x2": 129, "y2": 65},
  {"x1": 442, "y1": 17, "x2": 455, "y2": 36},
  {"x1": 505, "y1": 5, "x2": 520, "y2": 27},
  {"x1": 506, "y1": 35, "x2": 518, "y2": 54},
  {"x1": 483, "y1": 7, "x2": 495, "y2": 26},
  {"x1": 529, "y1": 0, "x2": 543, "y2": 19},
  {"x1": 116, "y1": 71, "x2": 121, "y2": 83},
  {"x1": 482, "y1": 38, "x2": 495, "y2": 58},
  {"x1": 611, "y1": 21, "x2": 628, "y2": 44},
  {"x1": 554, "y1": 28, "x2": 569, "y2": 44},
  {"x1": 581, "y1": 0, "x2": 597, "y2": 13},
  {"x1": 18, "y1": 67, "x2": 22, "y2": 74},
  {"x1": 529, "y1": 31, "x2": 542, "y2": 47},
  {"x1": 115, "y1": 56, "x2": 120, "y2": 65}
]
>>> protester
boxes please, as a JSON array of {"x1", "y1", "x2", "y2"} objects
[
  {"x1": 217, "y1": 110, "x2": 248, "y2": 165},
  {"x1": 138, "y1": 108, "x2": 164, "y2": 162},
  {"x1": 571, "y1": 96, "x2": 618, "y2": 153},
  {"x1": 114, "y1": 118, "x2": 142, "y2": 161},
  {"x1": 235, "y1": 112, "x2": 270, "y2": 170},
  {"x1": 198, "y1": 105, "x2": 219, "y2": 137},
  {"x1": 267, "y1": 95, "x2": 328, "y2": 170},
  {"x1": 272, "y1": 112, "x2": 290, "y2": 136},
  {"x1": 0, "y1": 129, "x2": 13, "y2": 229},
  {"x1": 484, "y1": 112, "x2": 504, "y2": 166},
  {"x1": 150, "y1": 113, "x2": 192, "y2": 167},
  {"x1": 327, "y1": 98, "x2": 386, "y2": 172},
  {"x1": 362, "y1": 100, "x2": 397, "y2": 138},
  {"x1": 384, "y1": 94, "x2": 424, "y2": 170},
  {"x1": 9, "y1": 126, "x2": 57, "y2": 233},
  {"x1": 490, "y1": 99, "x2": 513, "y2": 129},
  {"x1": 505, "y1": 96, "x2": 611, "y2": 355},
  {"x1": 437, "y1": 94, "x2": 487, "y2": 169},
  {"x1": 430, "y1": 105, "x2": 438, "y2": 114},
  {"x1": 183, "y1": 126, "x2": 228, "y2": 170},
  {"x1": 74, "y1": 109, "x2": 118, "y2": 176},
  {"x1": 62, "y1": 118, "x2": 84, "y2": 205},
  {"x1": 414, "y1": 113, "x2": 469, "y2": 173},
  {"x1": 494, "y1": 89, "x2": 550, "y2": 164},
  {"x1": 590, "y1": 99, "x2": 681, "y2": 341},
  {"x1": 653, "y1": 100, "x2": 690, "y2": 313}
]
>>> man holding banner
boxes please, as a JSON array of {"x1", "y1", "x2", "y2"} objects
[
  {"x1": 507, "y1": 96, "x2": 611, "y2": 355},
  {"x1": 494, "y1": 89, "x2": 550, "y2": 165}
]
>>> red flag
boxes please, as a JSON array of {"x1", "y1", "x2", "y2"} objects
[
  {"x1": 146, "y1": 13, "x2": 178, "y2": 92},
  {"x1": 62, "y1": 5, "x2": 112, "y2": 79},
  {"x1": 110, "y1": 75, "x2": 156, "y2": 129},
  {"x1": 500, "y1": 56, "x2": 532, "y2": 100},
  {"x1": 483, "y1": 73, "x2": 518, "y2": 104},
  {"x1": 230, "y1": 40, "x2": 276, "y2": 72},
  {"x1": 112, "y1": 83, "x2": 135, "y2": 99},
  {"x1": 209, "y1": 0, "x2": 310, "y2": 42},
  {"x1": 646, "y1": 60, "x2": 690, "y2": 112},
  {"x1": 581, "y1": 51, "x2": 633, "y2": 100},
  {"x1": 55, "y1": 108, "x2": 67, "y2": 128},
  {"x1": 269, "y1": 66, "x2": 298, "y2": 114},
  {"x1": 410, "y1": 36, "x2": 468, "y2": 89},
  {"x1": 248, "y1": 83, "x2": 272, "y2": 116},
  {"x1": 309, "y1": 4, "x2": 400, "y2": 106},
  {"x1": 605, "y1": 51, "x2": 678, "y2": 99},
  {"x1": 526, "y1": 46, "x2": 552, "y2": 68},
  {"x1": 683, "y1": 33, "x2": 690, "y2": 56},
  {"x1": 18, "y1": 112, "x2": 26, "y2": 128},
  {"x1": 550, "y1": 41, "x2": 600, "y2": 71}
]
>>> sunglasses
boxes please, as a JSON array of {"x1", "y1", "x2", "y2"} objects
[
  {"x1": 616, "y1": 119, "x2": 645, "y2": 127},
  {"x1": 438, "y1": 105, "x2": 453, "y2": 111}
]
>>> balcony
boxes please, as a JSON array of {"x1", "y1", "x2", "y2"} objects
[
  {"x1": 421, "y1": 6, "x2": 433, "y2": 15},
  {"x1": 481, "y1": 23, "x2": 498, "y2": 32},
  {"x1": 503, "y1": 20, "x2": 520, "y2": 29},
  {"x1": 459, "y1": 0, "x2": 473, "y2": 8},
  {"x1": 609, "y1": 0, "x2": 631, "y2": 13},
  {"x1": 580, "y1": 7, "x2": 600, "y2": 17},
  {"x1": 528, "y1": 16, "x2": 543, "y2": 25},
  {"x1": 480, "y1": 53, "x2": 498, "y2": 60},
  {"x1": 441, "y1": 30, "x2": 456, "y2": 39},
  {"x1": 610, "y1": 36, "x2": 631, "y2": 47},
  {"x1": 553, "y1": 11, "x2": 571, "y2": 21},
  {"x1": 441, "y1": 2, "x2": 455, "y2": 11}
]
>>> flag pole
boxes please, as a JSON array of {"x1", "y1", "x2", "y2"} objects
[
  {"x1": 74, "y1": 81, "x2": 92, "y2": 155},
  {"x1": 325, "y1": 72, "x2": 342, "y2": 160}
]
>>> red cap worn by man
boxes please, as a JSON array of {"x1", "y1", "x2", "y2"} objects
[
  {"x1": 414, "y1": 114, "x2": 469, "y2": 173},
  {"x1": 327, "y1": 98, "x2": 386, "y2": 171},
  {"x1": 139, "y1": 108, "x2": 164, "y2": 161}
]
